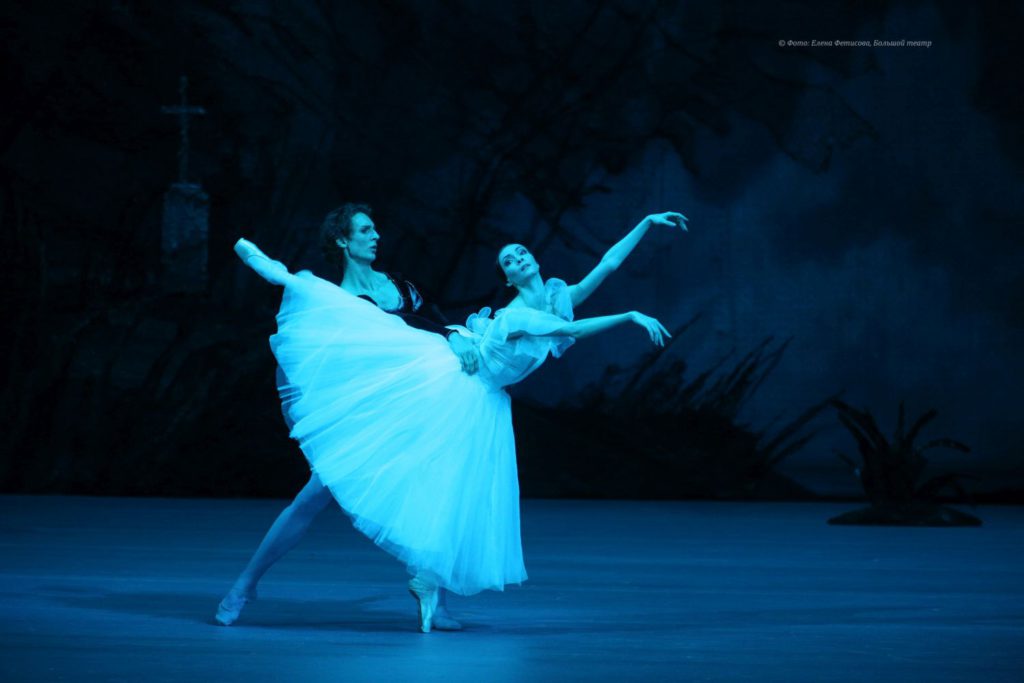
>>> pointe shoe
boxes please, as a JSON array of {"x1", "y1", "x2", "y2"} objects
[
  {"x1": 233, "y1": 238, "x2": 290, "y2": 285},
  {"x1": 214, "y1": 586, "x2": 257, "y2": 626},
  {"x1": 233, "y1": 237, "x2": 270, "y2": 263},
  {"x1": 408, "y1": 577, "x2": 439, "y2": 633},
  {"x1": 431, "y1": 606, "x2": 463, "y2": 631}
]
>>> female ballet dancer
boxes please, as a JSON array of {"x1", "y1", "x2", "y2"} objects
[
  {"x1": 216, "y1": 203, "x2": 476, "y2": 629},
  {"x1": 233, "y1": 210, "x2": 688, "y2": 632}
]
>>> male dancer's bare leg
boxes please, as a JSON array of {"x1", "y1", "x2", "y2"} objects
[{"x1": 215, "y1": 472, "x2": 462, "y2": 630}]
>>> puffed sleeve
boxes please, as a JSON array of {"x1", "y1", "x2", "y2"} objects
[
  {"x1": 447, "y1": 278, "x2": 576, "y2": 364},
  {"x1": 488, "y1": 307, "x2": 575, "y2": 359},
  {"x1": 545, "y1": 278, "x2": 575, "y2": 322},
  {"x1": 395, "y1": 278, "x2": 455, "y2": 338},
  {"x1": 405, "y1": 279, "x2": 425, "y2": 312}
]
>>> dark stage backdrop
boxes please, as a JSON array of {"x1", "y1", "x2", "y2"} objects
[{"x1": 2, "y1": 1, "x2": 1021, "y2": 501}]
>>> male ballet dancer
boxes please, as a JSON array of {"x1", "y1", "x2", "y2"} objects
[{"x1": 217, "y1": 203, "x2": 476, "y2": 630}]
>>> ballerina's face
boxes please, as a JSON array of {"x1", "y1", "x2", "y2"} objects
[
  {"x1": 337, "y1": 212, "x2": 379, "y2": 263},
  {"x1": 498, "y1": 244, "x2": 541, "y2": 286}
]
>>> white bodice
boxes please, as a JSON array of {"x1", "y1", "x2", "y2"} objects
[{"x1": 447, "y1": 278, "x2": 576, "y2": 389}]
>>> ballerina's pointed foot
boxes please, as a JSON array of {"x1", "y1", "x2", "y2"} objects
[
  {"x1": 408, "y1": 576, "x2": 439, "y2": 633},
  {"x1": 214, "y1": 586, "x2": 257, "y2": 626},
  {"x1": 233, "y1": 238, "x2": 290, "y2": 285}
]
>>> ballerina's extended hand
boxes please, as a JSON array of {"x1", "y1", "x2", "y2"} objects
[
  {"x1": 646, "y1": 211, "x2": 688, "y2": 231},
  {"x1": 234, "y1": 238, "x2": 291, "y2": 285}
]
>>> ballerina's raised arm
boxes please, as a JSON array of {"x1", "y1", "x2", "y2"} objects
[{"x1": 567, "y1": 211, "x2": 688, "y2": 308}]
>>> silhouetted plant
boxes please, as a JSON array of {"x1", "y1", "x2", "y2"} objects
[
  {"x1": 829, "y1": 400, "x2": 980, "y2": 526},
  {"x1": 517, "y1": 316, "x2": 832, "y2": 499}
]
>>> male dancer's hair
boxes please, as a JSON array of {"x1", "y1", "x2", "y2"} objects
[{"x1": 320, "y1": 202, "x2": 373, "y2": 270}]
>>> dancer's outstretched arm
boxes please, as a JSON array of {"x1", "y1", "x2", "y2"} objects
[
  {"x1": 533, "y1": 311, "x2": 671, "y2": 346},
  {"x1": 568, "y1": 212, "x2": 687, "y2": 308}
]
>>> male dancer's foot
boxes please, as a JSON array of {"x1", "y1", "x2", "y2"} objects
[
  {"x1": 408, "y1": 577, "x2": 463, "y2": 632},
  {"x1": 432, "y1": 589, "x2": 463, "y2": 631},
  {"x1": 431, "y1": 606, "x2": 463, "y2": 631},
  {"x1": 213, "y1": 475, "x2": 332, "y2": 626},
  {"x1": 214, "y1": 584, "x2": 257, "y2": 626}
]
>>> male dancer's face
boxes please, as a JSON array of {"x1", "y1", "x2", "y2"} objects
[{"x1": 338, "y1": 212, "x2": 380, "y2": 264}]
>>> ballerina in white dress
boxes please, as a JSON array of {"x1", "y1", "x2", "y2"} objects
[
  {"x1": 234, "y1": 210, "x2": 687, "y2": 632},
  {"x1": 216, "y1": 204, "x2": 476, "y2": 629}
]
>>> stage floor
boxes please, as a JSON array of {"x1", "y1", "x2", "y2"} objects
[{"x1": 1, "y1": 496, "x2": 1021, "y2": 682}]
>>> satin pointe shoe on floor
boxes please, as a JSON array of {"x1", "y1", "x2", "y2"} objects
[
  {"x1": 233, "y1": 238, "x2": 290, "y2": 285},
  {"x1": 408, "y1": 577, "x2": 439, "y2": 633},
  {"x1": 214, "y1": 587, "x2": 257, "y2": 626},
  {"x1": 431, "y1": 606, "x2": 463, "y2": 631}
]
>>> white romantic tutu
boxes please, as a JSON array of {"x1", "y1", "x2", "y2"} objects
[{"x1": 259, "y1": 263, "x2": 575, "y2": 596}]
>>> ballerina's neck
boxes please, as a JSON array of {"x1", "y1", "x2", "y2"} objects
[{"x1": 512, "y1": 279, "x2": 551, "y2": 312}]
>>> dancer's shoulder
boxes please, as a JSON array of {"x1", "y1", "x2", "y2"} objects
[{"x1": 379, "y1": 271, "x2": 426, "y2": 313}]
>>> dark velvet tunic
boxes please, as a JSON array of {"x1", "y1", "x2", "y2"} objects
[{"x1": 355, "y1": 273, "x2": 452, "y2": 338}]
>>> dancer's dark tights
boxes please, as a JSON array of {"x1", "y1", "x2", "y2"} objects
[
  {"x1": 230, "y1": 473, "x2": 332, "y2": 594},
  {"x1": 228, "y1": 473, "x2": 452, "y2": 609}
]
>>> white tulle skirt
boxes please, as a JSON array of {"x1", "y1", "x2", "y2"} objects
[{"x1": 270, "y1": 271, "x2": 526, "y2": 596}]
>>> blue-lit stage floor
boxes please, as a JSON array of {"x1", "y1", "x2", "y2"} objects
[{"x1": 1, "y1": 496, "x2": 1021, "y2": 682}]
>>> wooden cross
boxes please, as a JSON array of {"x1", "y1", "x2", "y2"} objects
[{"x1": 161, "y1": 75, "x2": 206, "y2": 183}]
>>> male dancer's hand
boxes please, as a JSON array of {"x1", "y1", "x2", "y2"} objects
[{"x1": 448, "y1": 334, "x2": 481, "y2": 375}]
